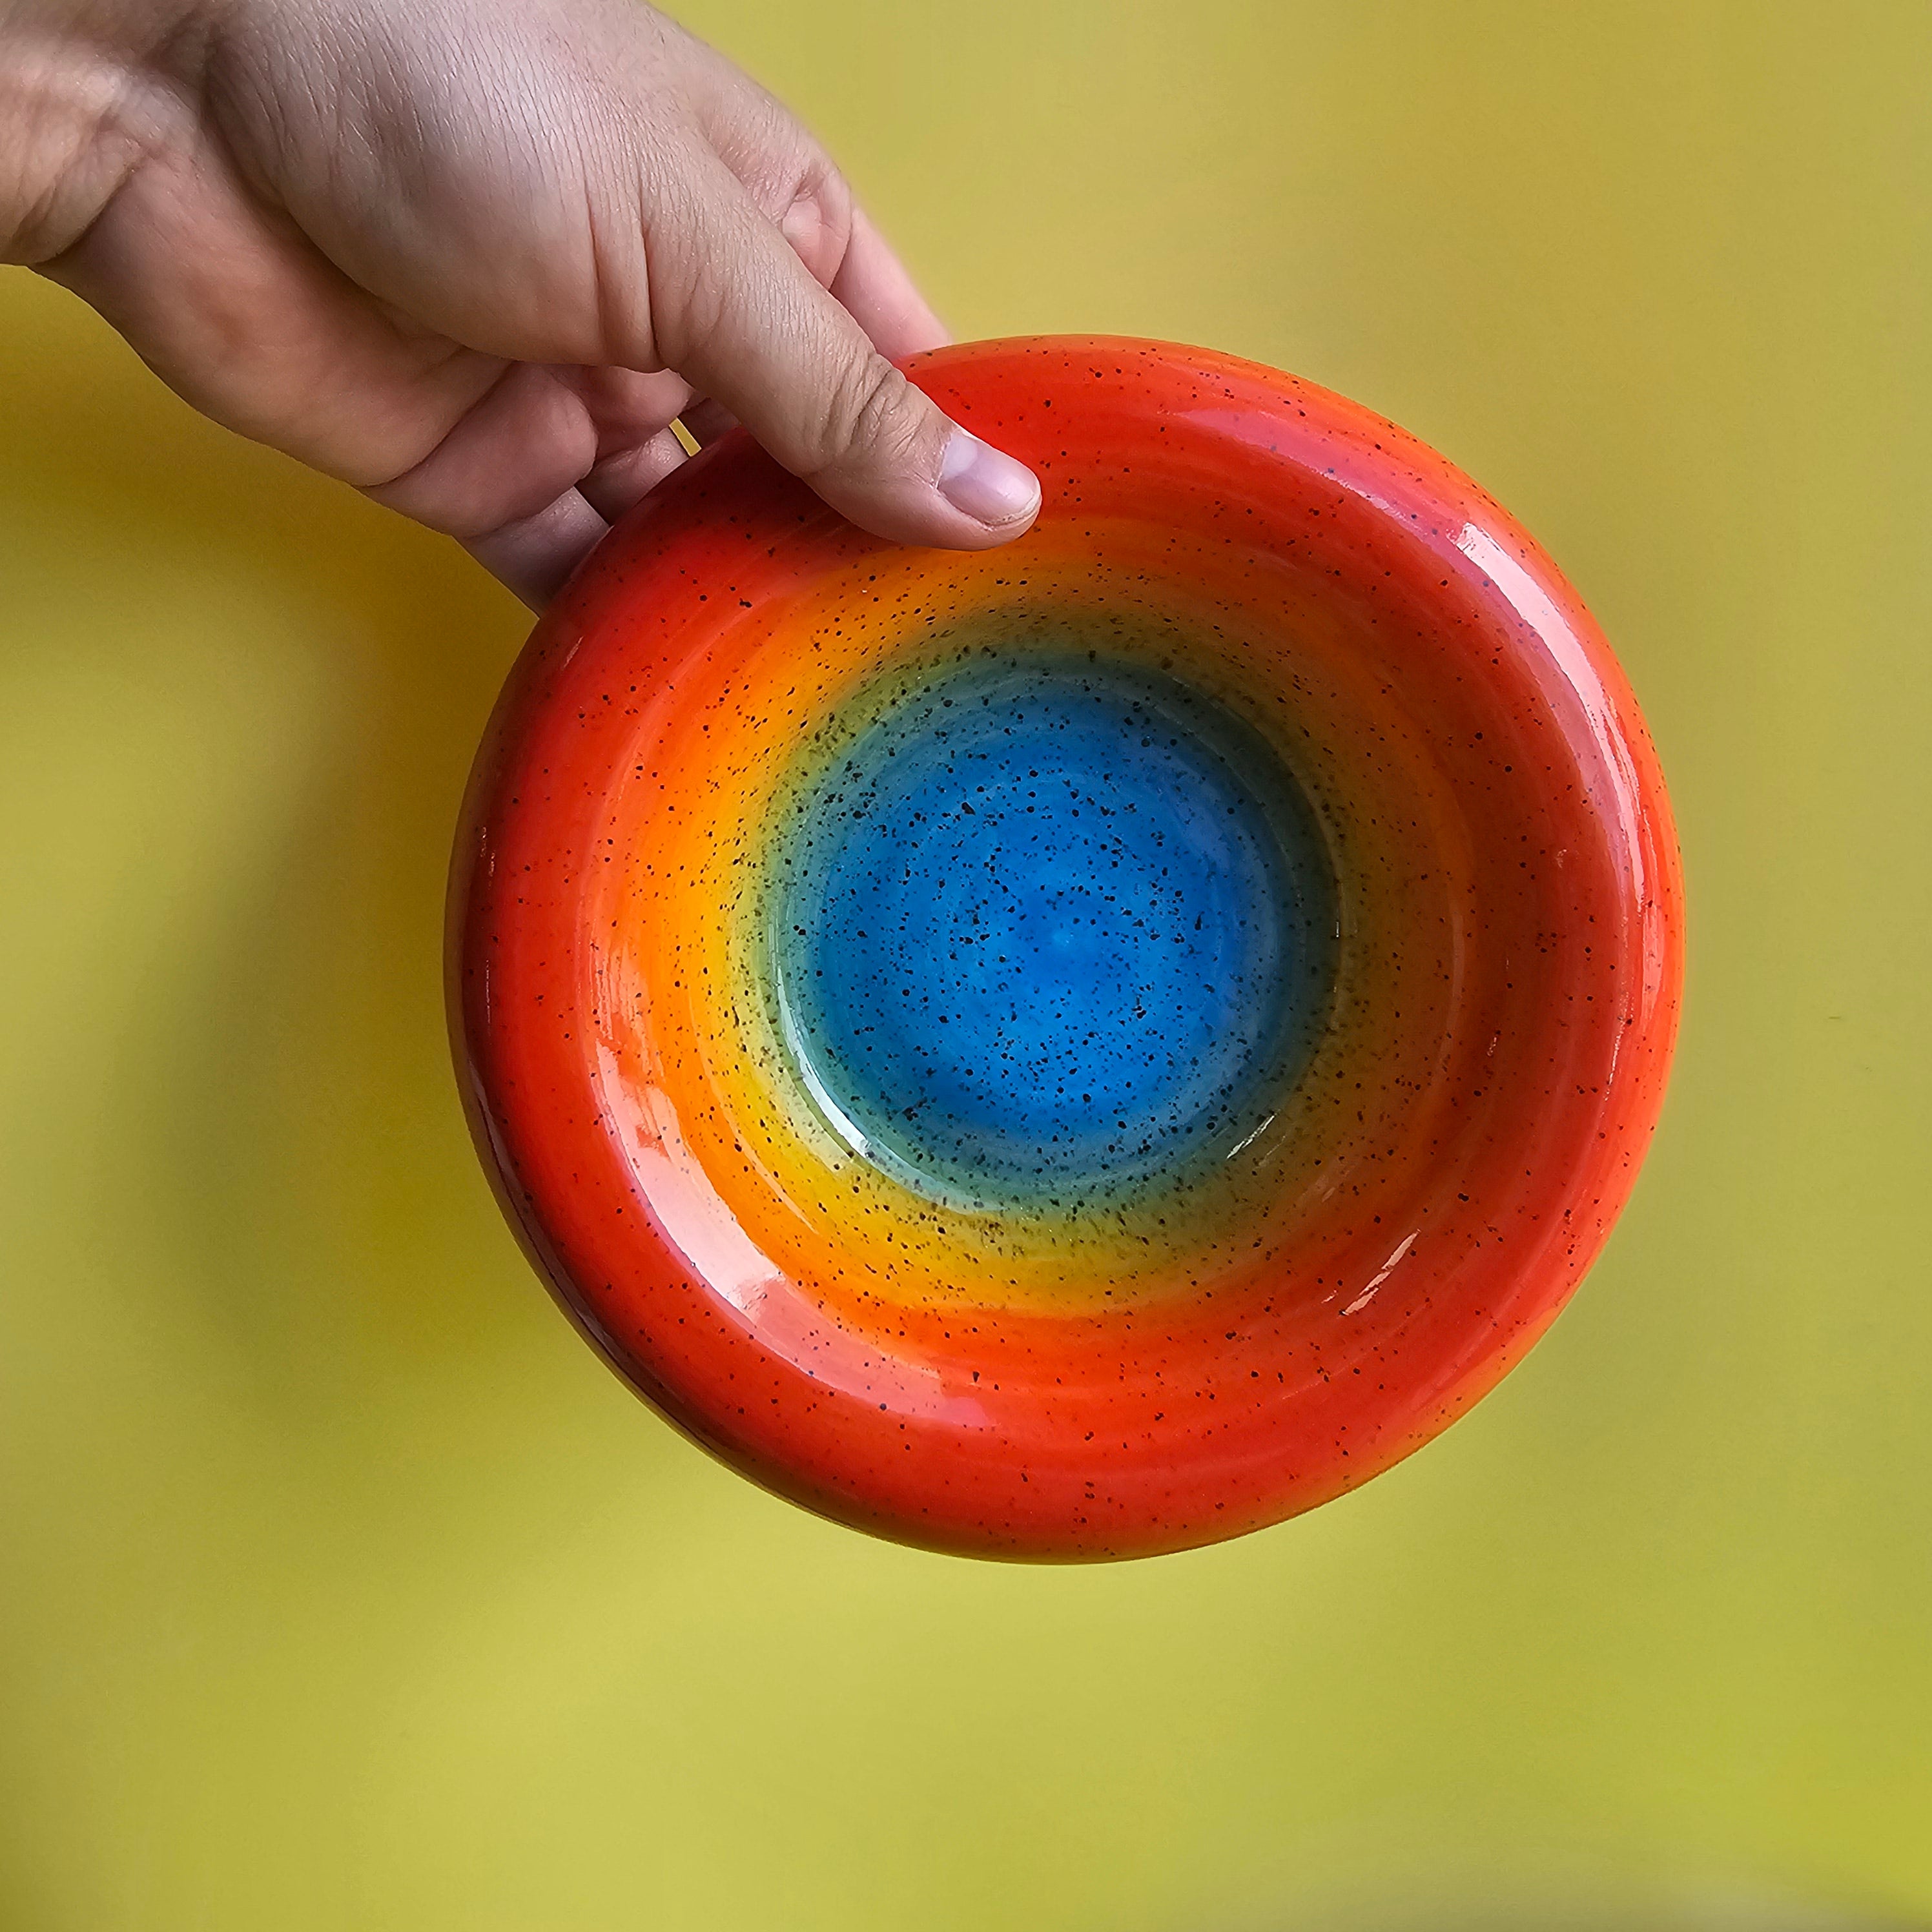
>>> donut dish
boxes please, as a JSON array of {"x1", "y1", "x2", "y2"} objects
[{"x1": 449, "y1": 337, "x2": 1683, "y2": 1559}]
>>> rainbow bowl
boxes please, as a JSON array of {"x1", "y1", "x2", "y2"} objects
[{"x1": 449, "y1": 336, "x2": 1683, "y2": 1559}]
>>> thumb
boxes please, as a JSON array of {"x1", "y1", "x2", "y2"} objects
[{"x1": 658, "y1": 176, "x2": 1040, "y2": 548}]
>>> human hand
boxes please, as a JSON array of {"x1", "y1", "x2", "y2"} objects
[{"x1": 2, "y1": 0, "x2": 1041, "y2": 605}]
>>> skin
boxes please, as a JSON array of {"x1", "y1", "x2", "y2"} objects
[{"x1": 0, "y1": 0, "x2": 1042, "y2": 605}]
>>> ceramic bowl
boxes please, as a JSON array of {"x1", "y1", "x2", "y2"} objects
[{"x1": 449, "y1": 336, "x2": 1683, "y2": 1559}]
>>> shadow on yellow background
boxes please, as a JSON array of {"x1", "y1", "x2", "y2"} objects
[{"x1": 1, "y1": 3, "x2": 1926, "y2": 1927}]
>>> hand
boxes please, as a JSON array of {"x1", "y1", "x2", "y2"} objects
[{"x1": 2, "y1": 0, "x2": 1042, "y2": 605}]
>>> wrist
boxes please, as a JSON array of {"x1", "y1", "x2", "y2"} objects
[{"x1": 0, "y1": 0, "x2": 219, "y2": 265}]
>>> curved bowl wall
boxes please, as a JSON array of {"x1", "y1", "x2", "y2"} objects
[{"x1": 449, "y1": 336, "x2": 1683, "y2": 1560}]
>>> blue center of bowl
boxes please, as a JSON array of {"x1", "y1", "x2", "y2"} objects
[{"x1": 770, "y1": 653, "x2": 1335, "y2": 1205}]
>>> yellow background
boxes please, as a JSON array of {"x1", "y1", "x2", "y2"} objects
[{"x1": 2, "y1": 3, "x2": 1926, "y2": 1926}]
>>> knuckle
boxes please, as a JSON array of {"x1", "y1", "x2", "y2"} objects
[
  {"x1": 777, "y1": 156, "x2": 854, "y2": 285},
  {"x1": 810, "y1": 354, "x2": 925, "y2": 476},
  {"x1": 797, "y1": 151, "x2": 855, "y2": 227}
]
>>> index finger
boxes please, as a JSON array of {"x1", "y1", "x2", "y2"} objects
[{"x1": 829, "y1": 208, "x2": 950, "y2": 362}]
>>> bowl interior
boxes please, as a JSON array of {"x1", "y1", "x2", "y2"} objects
[{"x1": 599, "y1": 509, "x2": 1608, "y2": 1357}]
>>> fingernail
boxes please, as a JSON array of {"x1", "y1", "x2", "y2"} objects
[{"x1": 938, "y1": 428, "x2": 1042, "y2": 528}]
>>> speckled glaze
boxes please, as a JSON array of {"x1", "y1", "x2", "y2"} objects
[{"x1": 449, "y1": 336, "x2": 1683, "y2": 1560}]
